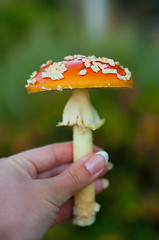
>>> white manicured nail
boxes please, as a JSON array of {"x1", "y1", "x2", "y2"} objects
[
  {"x1": 107, "y1": 162, "x2": 113, "y2": 171},
  {"x1": 101, "y1": 178, "x2": 110, "y2": 189},
  {"x1": 96, "y1": 151, "x2": 109, "y2": 164},
  {"x1": 85, "y1": 154, "x2": 106, "y2": 174}
]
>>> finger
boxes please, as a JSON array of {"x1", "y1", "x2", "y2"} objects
[
  {"x1": 54, "y1": 201, "x2": 73, "y2": 225},
  {"x1": 32, "y1": 144, "x2": 105, "y2": 178},
  {"x1": 13, "y1": 142, "x2": 102, "y2": 175},
  {"x1": 107, "y1": 161, "x2": 114, "y2": 171},
  {"x1": 97, "y1": 165, "x2": 107, "y2": 178},
  {"x1": 95, "y1": 178, "x2": 110, "y2": 195},
  {"x1": 93, "y1": 145, "x2": 102, "y2": 153},
  {"x1": 38, "y1": 151, "x2": 108, "y2": 180},
  {"x1": 38, "y1": 163, "x2": 71, "y2": 179},
  {"x1": 44, "y1": 151, "x2": 108, "y2": 206},
  {"x1": 14, "y1": 142, "x2": 73, "y2": 174},
  {"x1": 38, "y1": 162, "x2": 108, "y2": 180},
  {"x1": 96, "y1": 161, "x2": 113, "y2": 179}
]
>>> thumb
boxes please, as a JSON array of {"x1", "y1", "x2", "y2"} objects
[{"x1": 45, "y1": 151, "x2": 108, "y2": 207}]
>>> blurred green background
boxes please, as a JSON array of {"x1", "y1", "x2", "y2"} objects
[{"x1": 0, "y1": 0, "x2": 159, "y2": 239}]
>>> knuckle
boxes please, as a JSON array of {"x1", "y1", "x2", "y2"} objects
[{"x1": 67, "y1": 168, "x2": 82, "y2": 186}]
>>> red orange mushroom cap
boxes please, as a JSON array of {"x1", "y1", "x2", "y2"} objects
[{"x1": 26, "y1": 55, "x2": 133, "y2": 93}]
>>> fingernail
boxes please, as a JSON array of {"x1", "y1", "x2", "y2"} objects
[
  {"x1": 107, "y1": 162, "x2": 113, "y2": 171},
  {"x1": 85, "y1": 153, "x2": 106, "y2": 174},
  {"x1": 96, "y1": 151, "x2": 109, "y2": 164},
  {"x1": 101, "y1": 179, "x2": 110, "y2": 189}
]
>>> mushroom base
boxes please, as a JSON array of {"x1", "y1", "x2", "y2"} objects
[{"x1": 73, "y1": 125, "x2": 100, "y2": 226}]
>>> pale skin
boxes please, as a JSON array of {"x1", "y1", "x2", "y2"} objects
[{"x1": 0, "y1": 142, "x2": 108, "y2": 240}]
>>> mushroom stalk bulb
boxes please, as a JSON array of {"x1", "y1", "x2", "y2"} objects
[{"x1": 26, "y1": 54, "x2": 133, "y2": 226}]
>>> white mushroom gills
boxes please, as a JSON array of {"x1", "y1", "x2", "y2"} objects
[{"x1": 58, "y1": 89, "x2": 104, "y2": 226}]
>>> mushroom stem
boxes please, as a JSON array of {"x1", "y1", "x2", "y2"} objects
[
  {"x1": 58, "y1": 89, "x2": 104, "y2": 226},
  {"x1": 73, "y1": 125, "x2": 100, "y2": 226}
]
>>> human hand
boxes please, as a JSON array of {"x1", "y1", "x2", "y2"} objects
[{"x1": 0, "y1": 142, "x2": 109, "y2": 240}]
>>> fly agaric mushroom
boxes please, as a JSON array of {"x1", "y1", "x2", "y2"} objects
[{"x1": 26, "y1": 54, "x2": 133, "y2": 226}]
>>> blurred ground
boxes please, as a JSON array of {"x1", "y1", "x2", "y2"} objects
[{"x1": 0, "y1": 0, "x2": 159, "y2": 239}]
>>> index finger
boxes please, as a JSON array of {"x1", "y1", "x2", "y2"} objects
[
  {"x1": 13, "y1": 142, "x2": 101, "y2": 175},
  {"x1": 16, "y1": 142, "x2": 73, "y2": 173}
]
